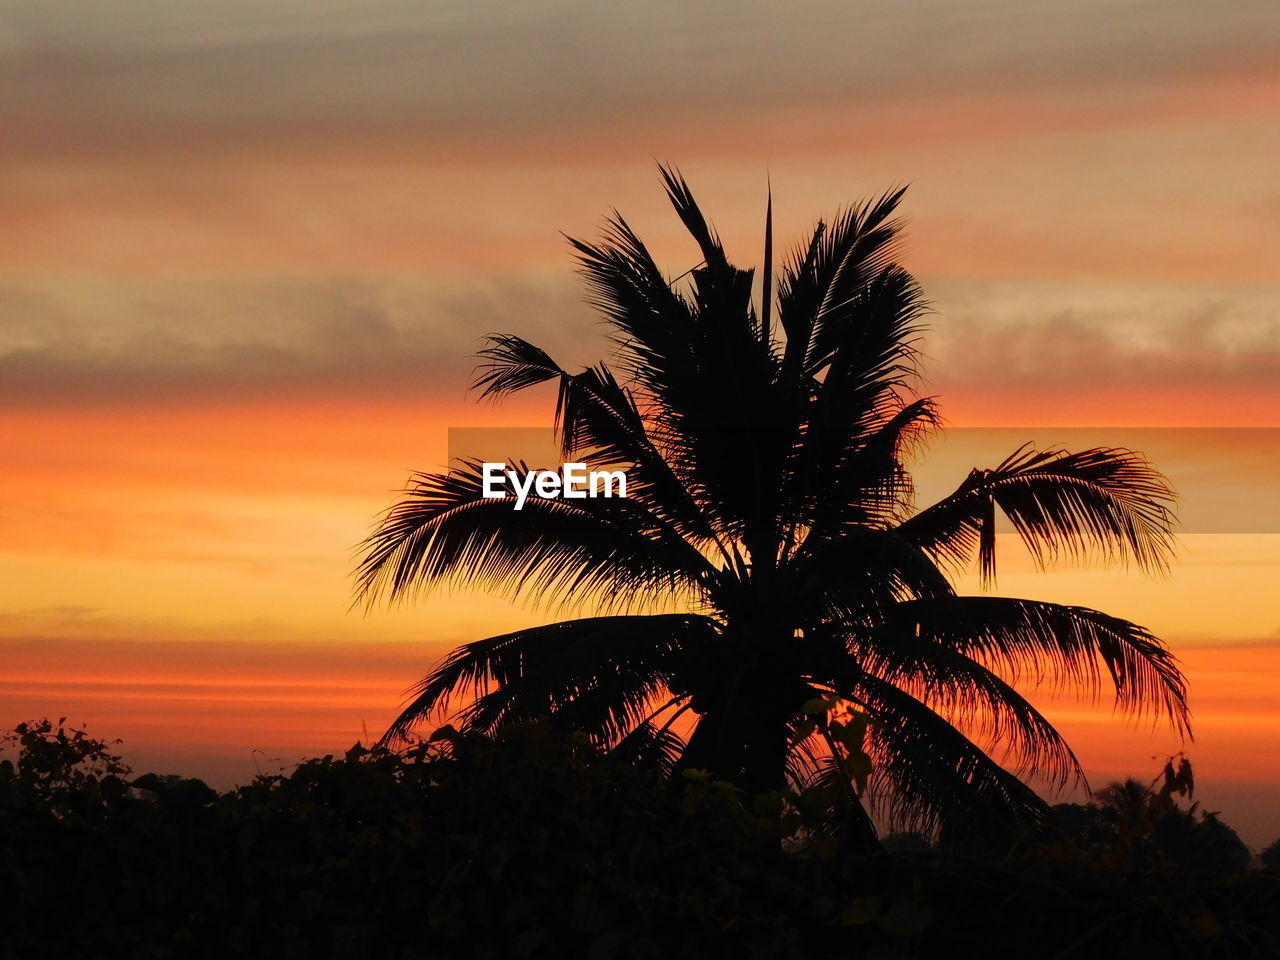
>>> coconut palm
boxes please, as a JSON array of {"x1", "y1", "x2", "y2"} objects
[{"x1": 356, "y1": 168, "x2": 1188, "y2": 838}]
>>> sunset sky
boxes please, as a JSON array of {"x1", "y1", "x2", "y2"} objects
[{"x1": 3, "y1": 2, "x2": 1280, "y2": 843}]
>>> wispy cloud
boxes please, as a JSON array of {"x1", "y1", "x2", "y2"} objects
[
  {"x1": 0, "y1": 275, "x2": 596, "y2": 408},
  {"x1": 927, "y1": 278, "x2": 1280, "y2": 394},
  {"x1": 4, "y1": 0, "x2": 1277, "y2": 138},
  {"x1": 4, "y1": 273, "x2": 1276, "y2": 410}
]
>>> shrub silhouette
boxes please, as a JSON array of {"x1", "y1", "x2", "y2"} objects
[
  {"x1": 1038, "y1": 757, "x2": 1251, "y2": 879},
  {"x1": 2, "y1": 720, "x2": 1277, "y2": 959},
  {"x1": 1261, "y1": 837, "x2": 1280, "y2": 872}
]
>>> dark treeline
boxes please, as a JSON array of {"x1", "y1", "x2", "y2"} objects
[{"x1": 2, "y1": 719, "x2": 1278, "y2": 959}]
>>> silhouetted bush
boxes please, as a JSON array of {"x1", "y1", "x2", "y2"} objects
[
  {"x1": 1262, "y1": 838, "x2": 1280, "y2": 873},
  {"x1": 2, "y1": 719, "x2": 1278, "y2": 959},
  {"x1": 1033, "y1": 760, "x2": 1252, "y2": 880}
]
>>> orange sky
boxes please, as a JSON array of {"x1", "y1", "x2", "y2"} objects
[{"x1": 2, "y1": 2, "x2": 1279, "y2": 844}]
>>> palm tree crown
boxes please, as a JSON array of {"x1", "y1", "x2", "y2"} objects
[{"x1": 356, "y1": 168, "x2": 1188, "y2": 837}]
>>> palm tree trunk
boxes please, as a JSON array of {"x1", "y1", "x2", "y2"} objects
[
  {"x1": 679, "y1": 666, "x2": 793, "y2": 794},
  {"x1": 680, "y1": 688, "x2": 882, "y2": 851}
]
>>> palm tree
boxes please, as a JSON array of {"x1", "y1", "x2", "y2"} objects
[{"x1": 356, "y1": 167, "x2": 1189, "y2": 838}]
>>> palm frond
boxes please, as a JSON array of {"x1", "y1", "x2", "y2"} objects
[
  {"x1": 567, "y1": 216, "x2": 696, "y2": 397},
  {"x1": 473, "y1": 334, "x2": 564, "y2": 399},
  {"x1": 554, "y1": 362, "x2": 722, "y2": 544},
  {"x1": 776, "y1": 186, "x2": 908, "y2": 382},
  {"x1": 884, "y1": 596, "x2": 1190, "y2": 736},
  {"x1": 382, "y1": 614, "x2": 718, "y2": 743},
  {"x1": 354, "y1": 459, "x2": 712, "y2": 610},
  {"x1": 897, "y1": 445, "x2": 1177, "y2": 582},
  {"x1": 840, "y1": 625, "x2": 1084, "y2": 791},
  {"x1": 798, "y1": 528, "x2": 955, "y2": 628},
  {"x1": 607, "y1": 714, "x2": 689, "y2": 777},
  {"x1": 471, "y1": 334, "x2": 721, "y2": 546},
  {"x1": 793, "y1": 395, "x2": 939, "y2": 541},
  {"x1": 570, "y1": 169, "x2": 797, "y2": 556},
  {"x1": 659, "y1": 163, "x2": 729, "y2": 272},
  {"x1": 845, "y1": 668, "x2": 1050, "y2": 835},
  {"x1": 760, "y1": 181, "x2": 773, "y2": 344}
]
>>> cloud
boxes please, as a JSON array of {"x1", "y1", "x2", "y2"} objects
[
  {"x1": 3, "y1": 0, "x2": 1277, "y2": 142},
  {"x1": 3, "y1": 272, "x2": 1279, "y2": 412},
  {"x1": 0, "y1": 274, "x2": 598, "y2": 408},
  {"x1": 923, "y1": 278, "x2": 1280, "y2": 396}
]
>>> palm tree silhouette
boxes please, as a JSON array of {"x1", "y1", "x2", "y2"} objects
[{"x1": 356, "y1": 168, "x2": 1189, "y2": 837}]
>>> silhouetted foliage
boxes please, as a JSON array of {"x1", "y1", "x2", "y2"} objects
[
  {"x1": 356, "y1": 167, "x2": 1189, "y2": 840},
  {"x1": 1261, "y1": 837, "x2": 1280, "y2": 873},
  {"x1": 1033, "y1": 757, "x2": 1251, "y2": 880},
  {"x1": 3, "y1": 720, "x2": 1277, "y2": 959}
]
